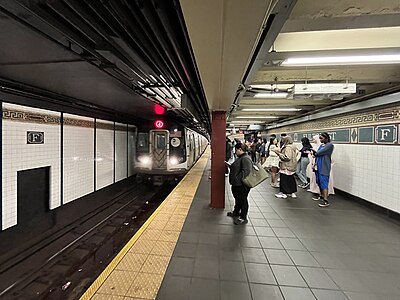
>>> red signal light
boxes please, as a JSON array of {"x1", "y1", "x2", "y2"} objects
[
  {"x1": 155, "y1": 120, "x2": 164, "y2": 128},
  {"x1": 154, "y1": 104, "x2": 165, "y2": 115}
]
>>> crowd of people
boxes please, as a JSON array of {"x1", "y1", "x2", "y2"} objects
[{"x1": 225, "y1": 132, "x2": 335, "y2": 225}]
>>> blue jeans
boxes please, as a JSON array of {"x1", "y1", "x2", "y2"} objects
[{"x1": 296, "y1": 157, "x2": 310, "y2": 185}]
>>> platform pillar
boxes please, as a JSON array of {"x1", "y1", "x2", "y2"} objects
[{"x1": 210, "y1": 110, "x2": 226, "y2": 209}]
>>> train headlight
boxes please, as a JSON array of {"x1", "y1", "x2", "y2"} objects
[
  {"x1": 169, "y1": 157, "x2": 179, "y2": 165},
  {"x1": 138, "y1": 155, "x2": 151, "y2": 165}
]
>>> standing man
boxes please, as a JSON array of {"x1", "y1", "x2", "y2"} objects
[
  {"x1": 312, "y1": 132, "x2": 334, "y2": 207},
  {"x1": 226, "y1": 143, "x2": 253, "y2": 225}
]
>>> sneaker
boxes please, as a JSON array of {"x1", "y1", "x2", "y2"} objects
[
  {"x1": 290, "y1": 193, "x2": 297, "y2": 198},
  {"x1": 227, "y1": 211, "x2": 239, "y2": 217},
  {"x1": 318, "y1": 200, "x2": 330, "y2": 207},
  {"x1": 302, "y1": 182, "x2": 310, "y2": 188},
  {"x1": 298, "y1": 183, "x2": 304, "y2": 188},
  {"x1": 312, "y1": 195, "x2": 321, "y2": 201},
  {"x1": 275, "y1": 193, "x2": 287, "y2": 199},
  {"x1": 234, "y1": 218, "x2": 248, "y2": 225},
  {"x1": 273, "y1": 183, "x2": 280, "y2": 188}
]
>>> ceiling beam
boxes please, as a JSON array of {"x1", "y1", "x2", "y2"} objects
[
  {"x1": 254, "y1": 65, "x2": 400, "y2": 84},
  {"x1": 282, "y1": 13, "x2": 400, "y2": 33}
]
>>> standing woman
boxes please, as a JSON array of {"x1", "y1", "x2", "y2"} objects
[
  {"x1": 308, "y1": 135, "x2": 335, "y2": 198},
  {"x1": 311, "y1": 132, "x2": 334, "y2": 207},
  {"x1": 264, "y1": 137, "x2": 280, "y2": 187},
  {"x1": 296, "y1": 137, "x2": 312, "y2": 188},
  {"x1": 274, "y1": 136, "x2": 298, "y2": 198},
  {"x1": 226, "y1": 143, "x2": 253, "y2": 225},
  {"x1": 260, "y1": 138, "x2": 268, "y2": 165}
]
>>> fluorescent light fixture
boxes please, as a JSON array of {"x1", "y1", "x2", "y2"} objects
[
  {"x1": 242, "y1": 108, "x2": 301, "y2": 112},
  {"x1": 282, "y1": 54, "x2": 400, "y2": 66},
  {"x1": 254, "y1": 93, "x2": 288, "y2": 98},
  {"x1": 294, "y1": 83, "x2": 356, "y2": 94},
  {"x1": 236, "y1": 116, "x2": 278, "y2": 119}
]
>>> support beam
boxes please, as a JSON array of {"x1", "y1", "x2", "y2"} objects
[{"x1": 210, "y1": 110, "x2": 226, "y2": 209}]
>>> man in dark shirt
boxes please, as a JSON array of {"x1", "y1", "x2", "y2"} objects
[{"x1": 226, "y1": 143, "x2": 252, "y2": 224}]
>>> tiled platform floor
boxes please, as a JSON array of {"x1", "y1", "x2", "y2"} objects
[{"x1": 157, "y1": 158, "x2": 400, "y2": 300}]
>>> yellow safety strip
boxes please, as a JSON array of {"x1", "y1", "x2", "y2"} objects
[{"x1": 80, "y1": 146, "x2": 209, "y2": 300}]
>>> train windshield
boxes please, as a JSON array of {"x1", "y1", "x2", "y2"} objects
[
  {"x1": 137, "y1": 133, "x2": 149, "y2": 152},
  {"x1": 155, "y1": 134, "x2": 167, "y2": 150}
]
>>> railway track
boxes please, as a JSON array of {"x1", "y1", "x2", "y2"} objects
[{"x1": 0, "y1": 181, "x2": 176, "y2": 299}]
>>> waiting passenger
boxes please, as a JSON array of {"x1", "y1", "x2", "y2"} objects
[
  {"x1": 260, "y1": 138, "x2": 267, "y2": 165},
  {"x1": 263, "y1": 137, "x2": 280, "y2": 187},
  {"x1": 226, "y1": 143, "x2": 253, "y2": 225},
  {"x1": 273, "y1": 136, "x2": 298, "y2": 198},
  {"x1": 308, "y1": 134, "x2": 335, "y2": 198},
  {"x1": 296, "y1": 137, "x2": 312, "y2": 188},
  {"x1": 311, "y1": 132, "x2": 334, "y2": 207}
]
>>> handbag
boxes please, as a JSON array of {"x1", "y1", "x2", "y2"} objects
[{"x1": 242, "y1": 162, "x2": 269, "y2": 188}]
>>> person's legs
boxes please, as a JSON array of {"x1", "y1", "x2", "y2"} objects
[
  {"x1": 317, "y1": 174, "x2": 330, "y2": 207},
  {"x1": 238, "y1": 185, "x2": 250, "y2": 220},
  {"x1": 271, "y1": 167, "x2": 276, "y2": 185},
  {"x1": 233, "y1": 185, "x2": 250, "y2": 224},
  {"x1": 297, "y1": 158, "x2": 308, "y2": 185},
  {"x1": 230, "y1": 186, "x2": 241, "y2": 216}
]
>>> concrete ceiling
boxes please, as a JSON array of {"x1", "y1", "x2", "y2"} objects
[{"x1": 181, "y1": 0, "x2": 400, "y2": 130}]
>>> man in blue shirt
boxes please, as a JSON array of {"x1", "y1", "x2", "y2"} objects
[{"x1": 311, "y1": 132, "x2": 334, "y2": 207}]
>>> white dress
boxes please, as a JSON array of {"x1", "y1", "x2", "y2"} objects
[{"x1": 264, "y1": 145, "x2": 280, "y2": 168}]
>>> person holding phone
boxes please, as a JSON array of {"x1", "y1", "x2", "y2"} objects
[
  {"x1": 311, "y1": 132, "x2": 334, "y2": 207},
  {"x1": 226, "y1": 143, "x2": 253, "y2": 225}
]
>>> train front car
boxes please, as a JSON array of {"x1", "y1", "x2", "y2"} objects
[{"x1": 134, "y1": 121, "x2": 191, "y2": 185}]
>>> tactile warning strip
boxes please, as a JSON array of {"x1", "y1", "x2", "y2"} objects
[{"x1": 80, "y1": 147, "x2": 209, "y2": 300}]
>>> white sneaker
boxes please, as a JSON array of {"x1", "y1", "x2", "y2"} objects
[
  {"x1": 290, "y1": 193, "x2": 297, "y2": 198},
  {"x1": 275, "y1": 193, "x2": 287, "y2": 199},
  {"x1": 307, "y1": 189, "x2": 312, "y2": 192}
]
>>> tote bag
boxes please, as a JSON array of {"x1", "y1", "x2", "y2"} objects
[{"x1": 242, "y1": 163, "x2": 269, "y2": 188}]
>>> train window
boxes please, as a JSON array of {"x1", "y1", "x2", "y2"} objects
[
  {"x1": 155, "y1": 134, "x2": 167, "y2": 149},
  {"x1": 169, "y1": 137, "x2": 186, "y2": 163},
  {"x1": 137, "y1": 133, "x2": 149, "y2": 152}
]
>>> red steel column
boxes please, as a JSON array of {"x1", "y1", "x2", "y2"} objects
[{"x1": 210, "y1": 110, "x2": 226, "y2": 208}]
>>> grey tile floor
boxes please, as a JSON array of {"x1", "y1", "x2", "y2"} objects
[{"x1": 157, "y1": 162, "x2": 400, "y2": 300}]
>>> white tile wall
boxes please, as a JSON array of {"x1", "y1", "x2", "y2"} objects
[
  {"x1": 332, "y1": 144, "x2": 400, "y2": 213},
  {"x1": 115, "y1": 123, "x2": 127, "y2": 182},
  {"x1": 96, "y1": 120, "x2": 114, "y2": 190},
  {"x1": 2, "y1": 103, "x2": 61, "y2": 230},
  {"x1": 128, "y1": 125, "x2": 136, "y2": 177},
  {"x1": 63, "y1": 114, "x2": 94, "y2": 204},
  {"x1": 294, "y1": 142, "x2": 400, "y2": 214}
]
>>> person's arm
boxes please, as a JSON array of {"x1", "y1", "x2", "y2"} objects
[
  {"x1": 241, "y1": 157, "x2": 253, "y2": 179},
  {"x1": 314, "y1": 143, "x2": 334, "y2": 156}
]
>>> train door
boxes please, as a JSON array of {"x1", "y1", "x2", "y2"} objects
[{"x1": 150, "y1": 130, "x2": 168, "y2": 169}]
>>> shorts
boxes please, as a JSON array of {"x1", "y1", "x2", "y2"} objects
[{"x1": 316, "y1": 172, "x2": 329, "y2": 190}]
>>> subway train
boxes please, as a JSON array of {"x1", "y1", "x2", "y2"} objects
[{"x1": 134, "y1": 120, "x2": 208, "y2": 184}]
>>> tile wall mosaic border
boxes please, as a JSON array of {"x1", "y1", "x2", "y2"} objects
[
  {"x1": 270, "y1": 105, "x2": 400, "y2": 145},
  {"x1": 3, "y1": 109, "x2": 61, "y2": 125}
]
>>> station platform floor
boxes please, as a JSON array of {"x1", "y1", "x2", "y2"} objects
[{"x1": 82, "y1": 149, "x2": 400, "y2": 300}]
